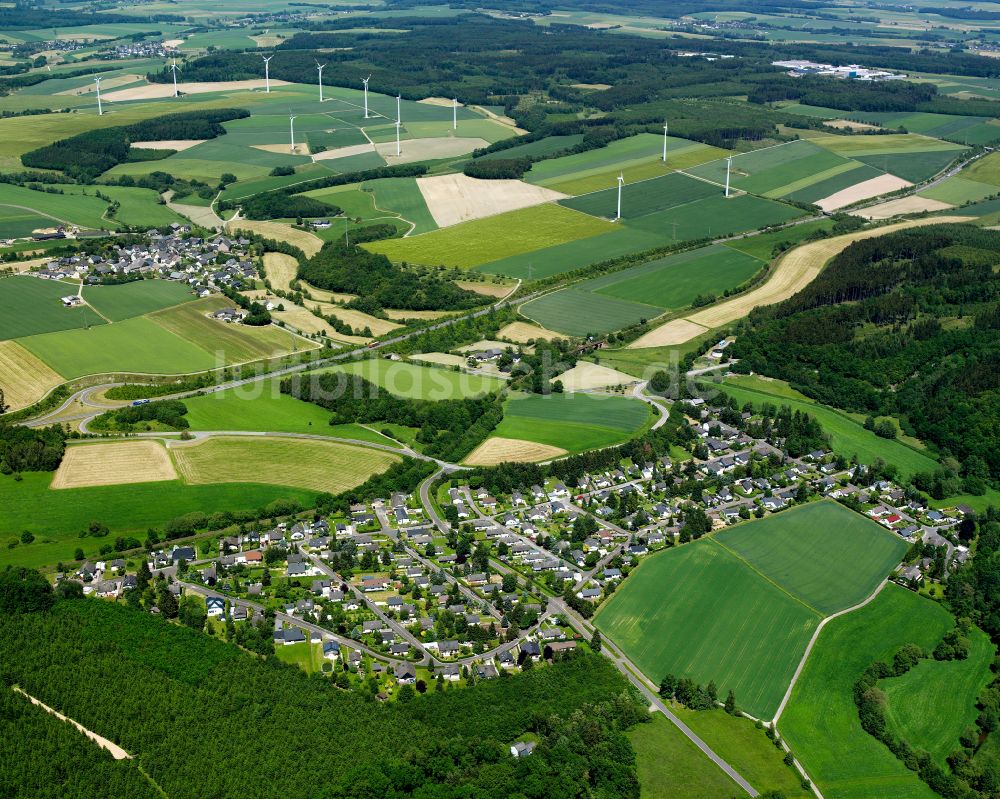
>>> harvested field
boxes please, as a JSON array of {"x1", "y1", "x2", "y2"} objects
[
  {"x1": 311, "y1": 143, "x2": 376, "y2": 162},
  {"x1": 417, "y1": 173, "x2": 566, "y2": 228},
  {"x1": 170, "y1": 435, "x2": 399, "y2": 494},
  {"x1": 51, "y1": 441, "x2": 177, "y2": 489},
  {"x1": 457, "y1": 339, "x2": 511, "y2": 353},
  {"x1": 101, "y1": 79, "x2": 289, "y2": 102},
  {"x1": 628, "y1": 216, "x2": 972, "y2": 348},
  {"x1": 376, "y1": 137, "x2": 488, "y2": 166},
  {"x1": 227, "y1": 220, "x2": 322, "y2": 257},
  {"x1": 855, "y1": 196, "x2": 954, "y2": 220},
  {"x1": 824, "y1": 119, "x2": 880, "y2": 131},
  {"x1": 454, "y1": 279, "x2": 516, "y2": 298},
  {"x1": 318, "y1": 304, "x2": 402, "y2": 336},
  {"x1": 555, "y1": 362, "x2": 638, "y2": 391},
  {"x1": 0, "y1": 340, "x2": 62, "y2": 411},
  {"x1": 410, "y1": 352, "x2": 467, "y2": 368},
  {"x1": 130, "y1": 140, "x2": 205, "y2": 151},
  {"x1": 463, "y1": 436, "x2": 567, "y2": 466},
  {"x1": 498, "y1": 321, "x2": 563, "y2": 343},
  {"x1": 302, "y1": 282, "x2": 355, "y2": 303},
  {"x1": 56, "y1": 73, "x2": 141, "y2": 96},
  {"x1": 273, "y1": 304, "x2": 342, "y2": 337},
  {"x1": 263, "y1": 252, "x2": 299, "y2": 292},
  {"x1": 814, "y1": 174, "x2": 912, "y2": 211},
  {"x1": 418, "y1": 97, "x2": 456, "y2": 107}
]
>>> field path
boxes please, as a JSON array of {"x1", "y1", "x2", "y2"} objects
[
  {"x1": 628, "y1": 215, "x2": 973, "y2": 349},
  {"x1": 13, "y1": 686, "x2": 132, "y2": 759},
  {"x1": 771, "y1": 578, "x2": 889, "y2": 725}
]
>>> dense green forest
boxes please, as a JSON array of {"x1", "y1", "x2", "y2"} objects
[
  {"x1": 282, "y1": 372, "x2": 503, "y2": 461},
  {"x1": 91, "y1": 400, "x2": 189, "y2": 432},
  {"x1": 0, "y1": 422, "x2": 66, "y2": 473},
  {"x1": 300, "y1": 241, "x2": 483, "y2": 312},
  {"x1": 730, "y1": 224, "x2": 1000, "y2": 487},
  {"x1": 20, "y1": 110, "x2": 248, "y2": 180},
  {"x1": 0, "y1": 591, "x2": 646, "y2": 799}
]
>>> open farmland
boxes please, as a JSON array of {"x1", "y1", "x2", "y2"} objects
[
  {"x1": 363, "y1": 204, "x2": 615, "y2": 269},
  {"x1": 621, "y1": 194, "x2": 804, "y2": 243},
  {"x1": 51, "y1": 441, "x2": 178, "y2": 489},
  {"x1": 560, "y1": 171, "x2": 721, "y2": 220},
  {"x1": 83, "y1": 280, "x2": 195, "y2": 322},
  {"x1": 263, "y1": 252, "x2": 299, "y2": 292},
  {"x1": 416, "y1": 174, "x2": 566, "y2": 228},
  {"x1": 0, "y1": 472, "x2": 316, "y2": 569},
  {"x1": 0, "y1": 276, "x2": 104, "y2": 339},
  {"x1": 779, "y1": 585, "x2": 950, "y2": 799},
  {"x1": 317, "y1": 358, "x2": 503, "y2": 400},
  {"x1": 170, "y1": 435, "x2": 400, "y2": 494},
  {"x1": 629, "y1": 216, "x2": 972, "y2": 349},
  {"x1": 463, "y1": 437, "x2": 568, "y2": 466},
  {"x1": 0, "y1": 182, "x2": 113, "y2": 232},
  {"x1": 597, "y1": 502, "x2": 908, "y2": 719},
  {"x1": 519, "y1": 244, "x2": 765, "y2": 336},
  {"x1": 0, "y1": 340, "x2": 63, "y2": 411}
]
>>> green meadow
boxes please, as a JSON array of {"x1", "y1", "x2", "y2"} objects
[{"x1": 0, "y1": 276, "x2": 104, "y2": 340}]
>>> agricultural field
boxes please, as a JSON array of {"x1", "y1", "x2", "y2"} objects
[
  {"x1": 0, "y1": 471, "x2": 316, "y2": 569},
  {"x1": 317, "y1": 358, "x2": 504, "y2": 400},
  {"x1": 51, "y1": 441, "x2": 178, "y2": 489},
  {"x1": 363, "y1": 203, "x2": 615, "y2": 269},
  {"x1": 716, "y1": 377, "x2": 940, "y2": 480},
  {"x1": 482, "y1": 392, "x2": 652, "y2": 457},
  {"x1": 519, "y1": 244, "x2": 765, "y2": 336},
  {"x1": 807, "y1": 134, "x2": 967, "y2": 184},
  {"x1": 597, "y1": 502, "x2": 908, "y2": 719},
  {"x1": 620, "y1": 194, "x2": 804, "y2": 243},
  {"x1": 0, "y1": 340, "x2": 63, "y2": 411},
  {"x1": 0, "y1": 275, "x2": 105, "y2": 339},
  {"x1": 0, "y1": 182, "x2": 114, "y2": 233},
  {"x1": 779, "y1": 585, "x2": 952, "y2": 799},
  {"x1": 170, "y1": 435, "x2": 400, "y2": 494},
  {"x1": 84, "y1": 280, "x2": 195, "y2": 322},
  {"x1": 561, "y1": 171, "x2": 721, "y2": 221},
  {"x1": 881, "y1": 626, "x2": 994, "y2": 767}
]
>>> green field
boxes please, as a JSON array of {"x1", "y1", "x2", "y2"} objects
[
  {"x1": 364, "y1": 177, "x2": 438, "y2": 235},
  {"x1": 628, "y1": 714, "x2": 750, "y2": 799},
  {"x1": 519, "y1": 244, "x2": 765, "y2": 336},
  {"x1": 84, "y1": 280, "x2": 195, "y2": 322},
  {"x1": 597, "y1": 502, "x2": 908, "y2": 718},
  {"x1": 782, "y1": 163, "x2": 885, "y2": 205},
  {"x1": 882, "y1": 626, "x2": 995, "y2": 767},
  {"x1": 723, "y1": 217, "x2": 836, "y2": 261},
  {"x1": 622, "y1": 194, "x2": 804, "y2": 242},
  {"x1": 716, "y1": 377, "x2": 940, "y2": 480},
  {"x1": 363, "y1": 203, "x2": 615, "y2": 269},
  {"x1": 0, "y1": 276, "x2": 105, "y2": 340},
  {"x1": 919, "y1": 175, "x2": 999, "y2": 205},
  {"x1": 492, "y1": 392, "x2": 652, "y2": 453},
  {"x1": 0, "y1": 472, "x2": 316, "y2": 569},
  {"x1": 479, "y1": 134, "x2": 584, "y2": 161},
  {"x1": 714, "y1": 501, "x2": 908, "y2": 615},
  {"x1": 560, "y1": 171, "x2": 721, "y2": 221},
  {"x1": 317, "y1": 358, "x2": 504, "y2": 400},
  {"x1": 0, "y1": 207, "x2": 61, "y2": 238},
  {"x1": 0, "y1": 182, "x2": 113, "y2": 231},
  {"x1": 956, "y1": 151, "x2": 1000, "y2": 187},
  {"x1": 855, "y1": 150, "x2": 965, "y2": 183},
  {"x1": 779, "y1": 585, "x2": 951, "y2": 799}
]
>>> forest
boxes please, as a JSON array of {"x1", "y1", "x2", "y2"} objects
[
  {"x1": 281, "y1": 372, "x2": 504, "y2": 462},
  {"x1": 0, "y1": 592, "x2": 647, "y2": 799},
  {"x1": 730, "y1": 224, "x2": 1000, "y2": 485},
  {"x1": 0, "y1": 422, "x2": 66, "y2": 474},
  {"x1": 239, "y1": 189, "x2": 339, "y2": 221},
  {"x1": 90, "y1": 400, "x2": 189, "y2": 433},
  {"x1": 299, "y1": 241, "x2": 483, "y2": 312},
  {"x1": 20, "y1": 109, "x2": 249, "y2": 180}
]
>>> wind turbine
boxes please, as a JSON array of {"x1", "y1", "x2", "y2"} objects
[
  {"x1": 453, "y1": 98, "x2": 458, "y2": 131},
  {"x1": 725, "y1": 156, "x2": 733, "y2": 198},
  {"x1": 662, "y1": 119, "x2": 669, "y2": 163},
  {"x1": 395, "y1": 94, "x2": 402, "y2": 157},
  {"x1": 316, "y1": 61, "x2": 326, "y2": 102},
  {"x1": 289, "y1": 114, "x2": 297, "y2": 153},
  {"x1": 362, "y1": 75, "x2": 371, "y2": 118},
  {"x1": 615, "y1": 173, "x2": 624, "y2": 221},
  {"x1": 94, "y1": 76, "x2": 103, "y2": 115},
  {"x1": 169, "y1": 59, "x2": 179, "y2": 98},
  {"x1": 261, "y1": 54, "x2": 273, "y2": 93}
]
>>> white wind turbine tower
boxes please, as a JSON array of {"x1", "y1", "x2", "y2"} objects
[
  {"x1": 725, "y1": 156, "x2": 733, "y2": 198},
  {"x1": 395, "y1": 94, "x2": 402, "y2": 157},
  {"x1": 453, "y1": 98, "x2": 458, "y2": 131},
  {"x1": 94, "y1": 76, "x2": 103, "y2": 115},
  {"x1": 316, "y1": 61, "x2": 326, "y2": 102},
  {"x1": 662, "y1": 119, "x2": 668, "y2": 162},
  {"x1": 289, "y1": 114, "x2": 297, "y2": 153},
  {"x1": 615, "y1": 173, "x2": 624, "y2": 221},
  {"x1": 362, "y1": 75, "x2": 371, "y2": 118},
  {"x1": 261, "y1": 54, "x2": 273, "y2": 93},
  {"x1": 169, "y1": 59, "x2": 179, "y2": 98}
]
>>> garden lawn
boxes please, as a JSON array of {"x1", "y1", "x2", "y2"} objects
[
  {"x1": 881, "y1": 626, "x2": 995, "y2": 767},
  {"x1": 0, "y1": 276, "x2": 104, "y2": 340},
  {"x1": 84, "y1": 280, "x2": 195, "y2": 322},
  {"x1": 0, "y1": 471, "x2": 315, "y2": 569},
  {"x1": 362, "y1": 204, "x2": 615, "y2": 269},
  {"x1": 18, "y1": 317, "x2": 219, "y2": 378},
  {"x1": 716, "y1": 379, "x2": 939, "y2": 480},
  {"x1": 779, "y1": 584, "x2": 950, "y2": 799},
  {"x1": 595, "y1": 537, "x2": 820, "y2": 720},
  {"x1": 714, "y1": 501, "x2": 908, "y2": 615},
  {"x1": 317, "y1": 358, "x2": 504, "y2": 400}
]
